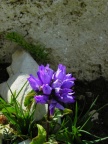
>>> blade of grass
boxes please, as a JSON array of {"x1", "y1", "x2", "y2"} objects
[
  {"x1": 82, "y1": 137, "x2": 108, "y2": 144},
  {"x1": 80, "y1": 103, "x2": 108, "y2": 130},
  {"x1": 79, "y1": 96, "x2": 99, "y2": 124},
  {"x1": 73, "y1": 102, "x2": 78, "y2": 127},
  {"x1": 79, "y1": 129, "x2": 101, "y2": 139}
]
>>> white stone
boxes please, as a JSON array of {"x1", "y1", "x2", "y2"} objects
[
  {"x1": 89, "y1": 110, "x2": 99, "y2": 121},
  {"x1": 18, "y1": 139, "x2": 31, "y2": 144},
  {"x1": 0, "y1": 49, "x2": 47, "y2": 121},
  {"x1": 7, "y1": 48, "x2": 39, "y2": 76}
]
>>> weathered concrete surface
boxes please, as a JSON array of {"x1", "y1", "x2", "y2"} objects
[{"x1": 0, "y1": 0, "x2": 108, "y2": 80}]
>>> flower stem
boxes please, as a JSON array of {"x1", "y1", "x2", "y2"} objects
[{"x1": 46, "y1": 103, "x2": 50, "y2": 142}]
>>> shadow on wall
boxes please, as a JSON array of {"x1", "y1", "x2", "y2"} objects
[{"x1": 0, "y1": 63, "x2": 10, "y2": 83}]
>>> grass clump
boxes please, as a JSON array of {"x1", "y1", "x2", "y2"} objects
[{"x1": 6, "y1": 32, "x2": 49, "y2": 64}]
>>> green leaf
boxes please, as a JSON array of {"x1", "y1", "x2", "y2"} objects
[
  {"x1": 0, "y1": 97, "x2": 7, "y2": 110},
  {"x1": 24, "y1": 90, "x2": 36, "y2": 108},
  {"x1": 16, "y1": 81, "x2": 28, "y2": 99},
  {"x1": 80, "y1": 103, "x2": 108, "y2": 130},
  {"x1": 80, "y1": 129, "x2": 101, "y2": 139},
  {"x1": 56, "y1": 130, "x2": 69, "y2": 143},
  {"x1": 2, "y1": 106, "x2": 16, "y2": 114},
  {"x1": 0, "y1": 97, "x2": 6, "y2": 104},
  {"x1": 63, "y1": 108, "x2": 72, "y2": 115},
  {"x1": 53, "y1": 109, "x2": 62, "y2": 121},
  {"x1": 73, "y1": 102, "x2": 78, "y2": 127},
  {"x1": 79, "y1": 96, "x2": 99, "y2": 125},
  {"x1": 82, "y1": 136, "x2": 108, "y2": 143},
  {"x1": 30, "y1": 124, "x2": 46, "y2": 144}
]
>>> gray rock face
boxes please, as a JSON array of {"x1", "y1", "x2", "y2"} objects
[
  {"x1": 0, "y1": 49, "x2": 47, "y2": 121},
  {"x1": 0, "y1": 0, "x2": 108, "y2": 80}
]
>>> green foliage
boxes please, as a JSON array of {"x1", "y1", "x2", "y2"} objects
[
  {"x1": 30, "y1": 124, "x2": 46, "y2": 144},
  {"x1": 54, "y1": 98, "x2": 108, "y2": 144},
  {"x1": 10, "y1": 89, "x2": 108, "y2": 144},
  {"x1": 24, "y1": 90, "x2": 36, "y2": 110},
  {"x1": 0, "y1": 82, "x2": 36, "y2": 142},
  {"x1": 1, "y1": 83, "x2": 108, "y2": 143},
  {"x1": 51, "y1": 108, "x2": 72, "y2": 122},
  {"x1": 5, "y1": 32, "x2": 49, "y2": 64}
]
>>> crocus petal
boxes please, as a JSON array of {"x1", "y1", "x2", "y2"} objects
[
  {"x1": 49, "y1": 102, "x2": 56, "y2": 110},
  {"x1": 55, "y1": 87, "x2": 60, "y2": 93},
  {"x1": 46, "y1": 64, "x2": 54, "y2": 78},
  {"x1": 49, "y1": 100, "x2": 64, "y2": 115},
  {"x1": 50, "y1": 100, "x2": 64, "y2": 110},
  {"x1": 71, "y1": 77, "x2": 76, "y2": 81},
  {"x1": 43, "y1": 84, "x2": 52, "y2": 95},
  {"x1": 64, "y1": 74, "x2": 72, "y2": 79},
  {"x1": 50, "y1": 107, "x2": 55, "y2": 115},
  {"x1": 60, "y1": 88, "x2": 72, "y2": 94},
  {"x1": 38, "y1": 65, "x2": 45, "y2": 71},
  {"x1": 52, "y1": 79, "x2": 62, "y2": 88},
  {"x1": 55, "y1": 88, "x2": 72, "y2": 98},
  {"x1": 61, "y1": 80, "x2": 74, "y2": 89},
  {"x1": 58, "y1": 64, "x2": 66, "y2": 73},
  {"x1": 59, "y1": 93, "x2": 75, "y2": 103},
  {"x1": 34, "y1": 95, "x2": 48, "y2": 104},
  {"x1": 27, "y1": 74, "x2": 42, "y2": 91},
  {"x1": 54, "y1": 64, "x2": 66, "y2": 81},
  {"x1": 55, "y1": 102, "x2": 64, "y2": 110},
  {"x1": 55, "y1": 88, "x2": 60, "y2": 97},
  {"x1": 49, "y1": 102, "x2": 56, "y2": 115},
  {"x1": 37, "y1": 64, "x2": 53, "y2": 84}
]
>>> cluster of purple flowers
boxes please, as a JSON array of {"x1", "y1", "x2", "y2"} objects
[{"x1": 28, "y1": 64, "x2": 75, "y2": 115}]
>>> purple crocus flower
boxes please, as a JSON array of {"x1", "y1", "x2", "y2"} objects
[
  {"x1": 28, "y1": 64, "x2": 53, "y2": 93},
  {"x1": 53, "y1": 64, "x2": 66, "y2": 81},
  {"x1": 37, "y1": 64, "x2": 53, "y2": 85},
  {"x1": 28, "y1": 64, "x2": 75, "y2": 115},
  {"x1": 51, "y1": 64, "x2": 75, "y2": 111}
]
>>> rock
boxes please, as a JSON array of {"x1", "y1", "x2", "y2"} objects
[
  {"x1": 0, "y1": 0, "x2": 108, "y2": 80},
  {"x1": 18, "y1": 139, "x2": 31, "y2": 144},
  {"x1": 0, "y1": 49, "x2": 47, "y2": 121},
  {"x1": 85, "y1": 92, "x2": 93, "y2": 97},
  {"x1": 7, "y1": 48, "x2": 38, "y2": 76},
  {"x1": 89, "y1": 110, "x2": 99, "y2": 122}
]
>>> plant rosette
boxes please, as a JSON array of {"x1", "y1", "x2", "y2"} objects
[{"x1": 27, "y1": 64, "x2": 76, "y2": 142}]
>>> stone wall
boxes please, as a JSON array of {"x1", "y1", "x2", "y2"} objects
[{"x1": 0, "y1": 0, "x2": 108, "y2": 80}]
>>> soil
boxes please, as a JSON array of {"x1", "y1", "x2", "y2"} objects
[
  {"x1": 0, "y1": 64, "x2": 108, "y2": 144},
  {"x1": 75, "y1": 77, "x2": 108, "y2": 144}
]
